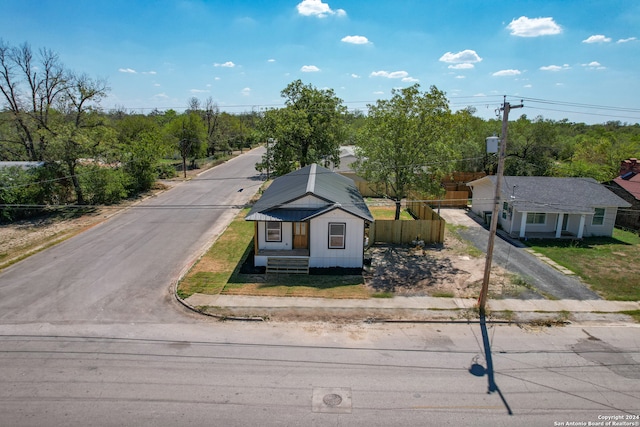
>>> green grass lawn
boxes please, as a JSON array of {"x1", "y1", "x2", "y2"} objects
[
  {"x1": 525, "y1": 228, "x2": 640, "y2": 301},
  {"x1": 367, "y1": 205, "x2": 413, "y2": 220},
  {"x1": 177, "y1": 209, "x2": 369, "y2": 299}
]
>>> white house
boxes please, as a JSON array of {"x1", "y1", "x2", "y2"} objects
[
  {"x1": 245, "y1": 163, "x2": 374, "y2": 271},
  {"x1": 467, "y1": 176, "x2": 630, "y2": 239}
]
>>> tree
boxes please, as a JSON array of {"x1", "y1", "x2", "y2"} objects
[
  {"x1": 256, "y1": 80, "x2": 346, "y2": 176},
  {"x1": 0, "y1": 41, "x2": 68, "y2": 161},
  {"x1": 354, "y1": 84, "x2": 456, "y2": 219},
  {"x1": 504, "y1": 115, "x2": 559, "y2": 176},
  {"x1": 165, "y1": 112, "x2": 206, "y2": 178}
]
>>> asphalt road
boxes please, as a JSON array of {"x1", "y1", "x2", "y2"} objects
[
  {"x1": 0, "y1": 152, "x2": 638, "y2": 426},
  {"x1": 1, "y1": 321, "x2": 639, "y2": 426},
  {"x1": 0, "y1": 147, "x2": 267, "y2": 323}
]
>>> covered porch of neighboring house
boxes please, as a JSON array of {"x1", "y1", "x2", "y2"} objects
[{"x1": 504, "y1": 210, "x2": 591, "y2": 240}]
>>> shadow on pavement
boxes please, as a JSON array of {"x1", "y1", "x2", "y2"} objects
[{"x1": 469, "y1": 313, "x2": 513, "y2": 415}]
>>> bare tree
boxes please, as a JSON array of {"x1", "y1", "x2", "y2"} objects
[{"x1": 0, "y1": 41, "x2": 68, "y2": 160}]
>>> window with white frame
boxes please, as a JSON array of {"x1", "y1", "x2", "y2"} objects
[
  {"x1": 328, "y1": 223, "x2": 346, "y2": 249},
  {"x1": 526, "y1": 212, "x2": 546, "y2": 224},
  {"x1": 265, "y1": 222, "x2": 282, "y2": 242},
  {"x1": 592, "y1": 208, "x2": 605, "y2": 225}
]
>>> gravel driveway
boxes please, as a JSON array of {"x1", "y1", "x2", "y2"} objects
[{"x1": 437, "y1": 208, "x2": 601, "y2": 300}]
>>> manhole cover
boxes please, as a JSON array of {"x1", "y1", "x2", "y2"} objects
[
  {"x1": 312, "y1": 387, "x2": 352, "y2": 414},
  {"x1": 323, "y1": 393, "x2": 342, "y2": 407}
]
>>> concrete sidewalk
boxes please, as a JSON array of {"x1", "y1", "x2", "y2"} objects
[{"x1": 183, "y1": 293, "x2": 640, "y2": 322}]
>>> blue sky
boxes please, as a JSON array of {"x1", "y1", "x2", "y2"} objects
[{"x1": 2, "y1": 0, "x2": 640, "y2": 123}]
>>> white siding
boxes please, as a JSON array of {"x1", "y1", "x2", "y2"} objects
[
  {"x1": 309, "y1": 210, "x2": 365, "y2": 268},
  {"x1": 469, "y1": 180, "x2": 495, "y2": 218},
  {"x1": 256, "y1": 221, "x2": 293, "y2": 250},
  {"x1": 583, "y1": 207, "x2": 618, "y2": 237}
]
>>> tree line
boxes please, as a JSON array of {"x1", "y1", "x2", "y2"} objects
[{"x1": 1, "y1": 41, "x2": 639, "y2": 221}]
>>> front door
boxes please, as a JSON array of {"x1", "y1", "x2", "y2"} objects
[{"x1": 293, "y1": 222, "x2": 308, "y2": 249}]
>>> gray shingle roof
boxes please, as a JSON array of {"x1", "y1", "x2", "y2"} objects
[
  {"x1": 472, "y1": 176, "x2": 631, "y2": 213},
  {"x1": 246, "y1": 164, "x2": 373, "y2": 222}
]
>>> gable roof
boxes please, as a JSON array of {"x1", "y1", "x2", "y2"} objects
[
  {"x1": 468, "y1": 176, "x2": 631, "y2": 214},
  {"x1": 246, "y1": 163, "x2": 373, "y2": 222},
  {"x1": 613, "y1": 173, "x2": 640, "y2": 201}
]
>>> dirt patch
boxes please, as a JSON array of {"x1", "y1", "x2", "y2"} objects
[{"x1": 365, "y1": 235, "x2": 516, "y2": 299}]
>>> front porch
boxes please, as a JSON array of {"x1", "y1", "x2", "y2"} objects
[
  {"x1": 507, "y1": 231, "x2": 578, "y2": 240},
  {"x1": 255, "y1": 249, "x2": 310, "y2": 274}
]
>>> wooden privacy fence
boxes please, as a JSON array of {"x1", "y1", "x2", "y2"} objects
[{"x1": 371, "y1": 201, "x2": 445, "y2": 244}]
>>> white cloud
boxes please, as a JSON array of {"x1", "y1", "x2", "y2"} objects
[
  {"x1": 153, "y1": 93, "x2": 169, "y2": 99},
  {"x1": 241, "y1": 87, "x2": 251, "y2": 96},
  {"x1": 455, "y1": 75, "x2": 466, "y2": 79},
  {"x1": 582, "y1": 34, "x2": 612, "y2": 43},
  {"x1": 297, "y1": 0, "x2": 346, "y2": 18},
  {"x1": 301, "y1": 65, "x2": 320, "y2": 72},
  {"x1": 617, "y1": 37, "x2": 637, "y2": 43},
  {"x1": 373, "y1": 90, "x2": 385, "y2": 95},
  {"x1": 214, "y1": 61, "x2": 236, "y2": 68},
  {"x1": 524, "y1": 84, "x2": 532, "y2": 88},
  {"x1": 267, "y1": 59, "x2": 276, "y2": 62},
  {"x1": 439, "y1": 49, "x2": 482, "y2": 64},
  {"x1": 507, "y1": 16, "x2": 562, "y2": 37},
  {"x1": 370, "y1": 70, "x2": 409, "y2": 79},
  {"x1": 402, "y1": 77, "x2": 419, "y2": 83},
  {"x1": 119, "y1": 68, "x2": 137, "y2": 74},
  {"x1": 351, "y1": 73, "x2": 361, "y2": 78},
  {"x1": 540, "y1": 64, "x2": 570, "y2": 71},
  {"x1": 142, "y1": 71, "x2": 157, "y2": 75},
  {"x1": 582, "y1": 61, "x2": 606, "y2": 70},
  {"x1": 448, "y1": 63, "x2": 475, "y2": 70},
  {"x1": 492, "y1": 69, "x2": 522, "y2": 77},
  {"x1": 190, "y1": 89, "x2": 210, "y2": 93},
  {"x1": 341, "y1": 35, "x2": 370, "y2": 45}
]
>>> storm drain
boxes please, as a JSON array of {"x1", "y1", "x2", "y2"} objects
[{"x1": 312, "y1": 387, "x2": 352, "y2": 414}]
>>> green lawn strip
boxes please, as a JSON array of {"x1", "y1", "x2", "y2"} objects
[
  {"x1": 524, "y1": 229, "x2": 640, "y2": 301},
  {"x1": 367, "y1": 205, "x2": 413, "y2": 220},
  {"x1": 177, "y1": 208, "x2": 371, "y2": 299},
  {"x1": 177, "y1": 209, "x2": 254, "y2": 297}
]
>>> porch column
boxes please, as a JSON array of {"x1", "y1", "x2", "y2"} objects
[
  {"x1": 519, "y1": 211, "x2": 527, "y2": 238},
  {"x1": 577, "y1": 214, "x2": 586, "y2": 239},
  {"x1": 555, "y1": 213, "x2": 564, "y2": 238}
]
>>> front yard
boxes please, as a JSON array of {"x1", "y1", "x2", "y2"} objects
[
  {"x1": 176, "y1": 205, "x2": 522, "y2": 300},
  {"x1": 176, "y1": 202, "x2": 640, "y2": 302},
  {"x1": 524, "y1": 229, "x2": 640, "y2": 301}
]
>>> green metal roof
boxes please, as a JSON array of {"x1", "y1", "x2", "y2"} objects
[{"x1": 246, "y1": 164, "x2": 373, "y2": 222}]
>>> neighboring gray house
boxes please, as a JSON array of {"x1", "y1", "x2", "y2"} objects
[
  {"x1": 246, "y1": 163, "x2": 373, "y2": 271},
  {"x1": 467, "y1": 176, "x2": 630, "y2": 239}
]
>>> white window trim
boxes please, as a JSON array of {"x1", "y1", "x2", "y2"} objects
[
  {"x1": 592, "y1": 208, "x2": 605, "y2": 226},
  {"x1": 526, "y1": 212, "x2": 546, "y2": 225},
  {"x1": 328, "y1": 222, "x2": 346, "y2": 249},
  {"x1": 265, "y1": 221, "x2": 282, "y2": 242}
]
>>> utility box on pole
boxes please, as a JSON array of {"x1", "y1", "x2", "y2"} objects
[{"x1": 486, "y1": 136, "x2": 499, "y2": 153}]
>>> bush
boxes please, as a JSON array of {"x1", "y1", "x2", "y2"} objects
[
  {"x1": 0, "y1": 166, "x2": 46, "y2": 221},
  {"x1": 156, "y1": 163, "x2": 176, "y2": 179},
  {"x1": 79, "y1": 165, "x2": 131, "y2": 205}
]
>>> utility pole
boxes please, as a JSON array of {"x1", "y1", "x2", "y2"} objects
[{"x1": 478, "y1": 97, "x2": 523, "y2": 316}]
